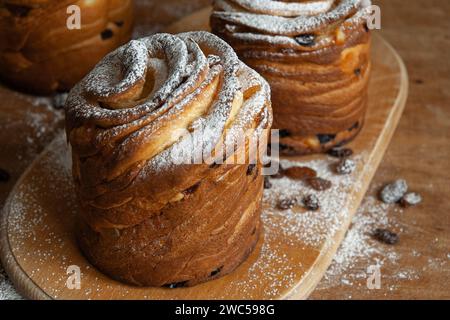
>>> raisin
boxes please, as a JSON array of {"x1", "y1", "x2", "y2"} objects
[
  {"x1": 246, "y1": 164, "x2": 256, "y2": 176},
  {"x1": 163, "y1": 280, "x2": 188, "y2": 288},
  {"x1": 283, "y1": 166, "x2": 317, "y2": 180},
  {"x1": 210, "y1": 266, "x2": 223, "y2": 277},
  {"x1": 317, "y1": 134, "x2": 336, "y2": 145},
  {"x1": 303, "y1": 194, "x2": 320, "y2": 211},
  {"x1": 101, "y1": 29, "x2": 114, "y2": 40},
  {"x1": 349, "y1": 122, "x2": 360, "y2": 131},
  {"x1": 400, "y1": 192, "x2": 422, "y2": 208},
  {"x1": 295, "y1": 34, "x2": 315, "y2": 46},
  {"x1": 264, "y1": 177, "x2": 272, "y2": 189},
  {"x1": 277, "y1": 198, "x2": 296, "y2": 210},
  {"x1": 380, "y1": 179, "x2": 408, "y2": 204},
  {"x1": 5, "y1": 4, "x2": 31, "y2": 17},
  {"x1": 279, "y1": 129, "x2": 291, "y2": 138},
  {"x1": 183, "y1": 182, "x2": 201, "y2": 195},
  {"x1": 0, "y1": 168, "x2": 10, "y2": 182},
  {"x1": 52, "y1": 93, "x2": 68, "y2": 109},
  {"x1": 373, "y1": 229, "x2": 399, "y2": 245},
  {"x1": 335, "y1": 158, "x2": 356, "y2": 175},
  {"x1": 328, "y1": 148, "x2": 353, "y2": 158},
  {"x1": 209, "y1": 162, "x2": 221, "y2": 169},
  {"x1": 307, "y1": 177, "x2": 332, "y2": 191},
  {"x1": 279, "y1": 143, "x2": 298, "y2": 155},
  {"x1": 364, "y1": 23, "x2": 370, "y2": 33}
]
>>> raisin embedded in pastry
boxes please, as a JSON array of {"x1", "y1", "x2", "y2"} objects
[
  {"x1": 211, "y1": 0, "x2": 372, "y2": 154},
  {"x1": 65, "y1": 32, "x2": 272, "y2": 287},
  {"x1": 0, "y1": 0, "x2": 134, "y2": 94}
]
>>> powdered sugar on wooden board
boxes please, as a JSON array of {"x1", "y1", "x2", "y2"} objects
[
  {"x1": 0, "y1": 92, "x2": 65, "y2": 300},
  {"x1": 317, "y1": 195, "x2": 403, "y2": 290},
  {"x1": 0, "y1": 269, "x2": 22, "y2": 300}
]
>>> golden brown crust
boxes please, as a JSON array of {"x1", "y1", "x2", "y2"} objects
[
  {"x1": 211, "y1": 0, "x2": 372, "y2": 154},
  {"x1": 65, "y1": 32, "x2": 272, "y2": 287},
  {"x1": 0, "y1": 0, "x2": 134, "y2": 94}
]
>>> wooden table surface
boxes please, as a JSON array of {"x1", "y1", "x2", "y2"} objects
[{"x1": 0, "y1": 0, "x2": 449, "y2": 299}]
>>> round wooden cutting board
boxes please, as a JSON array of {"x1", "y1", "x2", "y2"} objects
[{"x1": 0, "y1": 9, "x2": 408, "y2": 300}]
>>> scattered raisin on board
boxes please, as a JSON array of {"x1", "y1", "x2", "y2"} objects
[
  {"x1": 373, "y1": 228, "x2": 399, "y2": 245},
  {"x1": 0, "y1": 168, "x2": 10, "y2": 182},
  {"x1": 303, "y1": 194, "x2": 320, "y2": 211},
  {"x1": 400, "y1": 192, "x2": 422, "y2": 208},
  {"x1": 283, "y1": 166, "x2": 317, "y2": 180},
  {"x1": 335, "y1": 158, "x2": 356, "y2": 175},
  {"x1": 328, "y1": 147, "x2": 353, "y2": 158},
  {"x1": 307, "y1": 177, "x2": 332, "y2": 191},
  {"x1": 277, "y1": 198, "x2": 297, "y2": 210},
  {"x1": 380, "y1": 179, "x2": 408, "y2": 204}
]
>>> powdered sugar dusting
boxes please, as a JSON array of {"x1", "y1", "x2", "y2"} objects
[
  {"x1": 0, "y1": 92, "x2": 64, "y2": 300},
  {"x1": 213, "y1": 0, "x2": 371, "y2": 36},
  {"x1": 0, "y1": 269, "x2": 21, "y2": 300},
  {"x1": 212, "y1": 0, "x2": 372, "y2": 48},
  {"x1": 317, "y1": 195, "x2": 401, "y2": 290},
  {"x1": 65, "y1": 31, "x2": 271, "y2": 195}
]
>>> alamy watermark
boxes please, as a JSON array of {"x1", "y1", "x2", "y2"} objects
[
  {"x1": 64, "y1": 4, "x2": 381, "y2": 31},
  {"x1": 163, "y1": 127, "x2": 280, "y2": 176},
  {"x1": 66, "y1": 5, "x2": 81, "y2": 30},
  {"x1": 366, "y1": 265, "x2": 382, "y2": 290},
  {"x1": 66, "y1": 265, "x2": 81, "y2": 290}
]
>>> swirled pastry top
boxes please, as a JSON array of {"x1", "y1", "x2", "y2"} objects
[
  {"x1": 66, "y1": 32, "x2": 272, "y2": 187},
  {"x1": 212, "y1": 0, "x2": 372, "y2": 45}
]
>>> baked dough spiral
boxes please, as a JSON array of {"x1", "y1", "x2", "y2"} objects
[
  {"x1": 211, "y1": 0, "x2": 372, "y2": 154},
  {"x1": 65, "y1": 32, "x2": 272, "y2": 287},
  {"x1": 0, "y1": 0, "x2": 133, "y2": 94}
]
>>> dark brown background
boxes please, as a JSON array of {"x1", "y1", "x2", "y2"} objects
[{"x1": 0, "y1": 0, "x2": 449, "y2": 299}]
